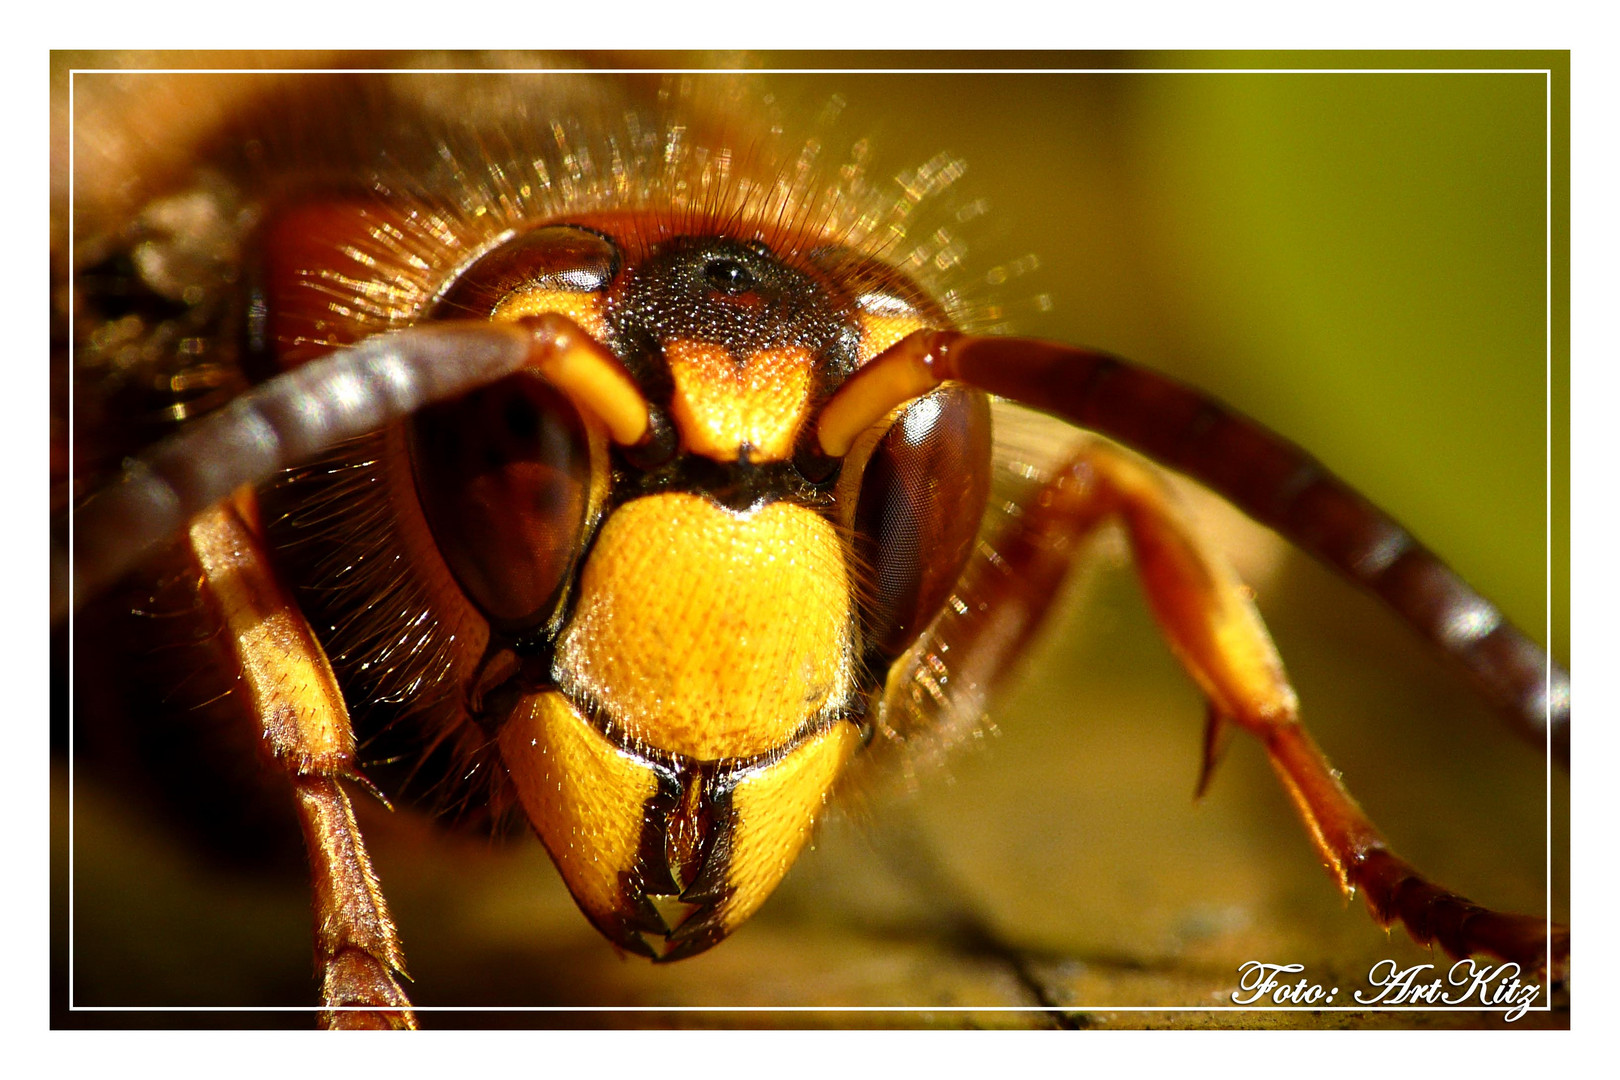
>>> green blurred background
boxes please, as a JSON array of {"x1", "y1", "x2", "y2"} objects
[{"x1": 785, "y1": 55, "x2": 1565, "y2": 660}]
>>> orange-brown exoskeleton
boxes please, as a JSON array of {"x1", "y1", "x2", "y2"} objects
[{"x1": 56, "y1": 62, "x2": 1568, "y2": 1028}]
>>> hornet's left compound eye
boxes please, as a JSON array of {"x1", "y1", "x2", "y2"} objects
[
  {"x1": 805, "y1": 244, "x2": 992, "y2": 669},
  {"x1": 849, "y1": 384, "x2": 993, "y2": 668}
]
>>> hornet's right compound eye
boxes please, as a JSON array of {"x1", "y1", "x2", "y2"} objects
[
  {"x1": 409, "y1": 224, "x2": 624, "y2": 635},
  {"x1": 435, "y1": 224, "x2": 622, "y2": 320},
  {"x1": 409, "y1": 375, "x2": 594, "y2": 635}
]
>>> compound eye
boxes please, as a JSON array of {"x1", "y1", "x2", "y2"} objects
[
  {"x1": 409, "y1": 375, "x2": 592, "y2": 634},
  {"x1": 807, "y1": 245, "x2": 946, "y2": 327},
  {"x1": 436, "y1": 224, "x2": 620, "y2": 318},
  {"x1": 410, "y1": 223, "x2": 617, "y2": 634},
  {"x1": 852, "y1": 385, "x2": 993, "y2": 664}
]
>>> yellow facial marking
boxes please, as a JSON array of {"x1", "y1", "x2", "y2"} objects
[
  {"x1": 665, "y1": 340, "x2": 813, "y2": 462},
  {"x1": 498, "y1": 691, "x2": 662, "y2": 931},
  {"x1": 856, "y1": 311, "x2": 930, "y2": 366},
  {"x1": 556, "y1": 492, "x2": 853, "y2": 760},
  {"x1": 717, "y1": 722, "x2": 861, "y2": 936},
  {"x1": 492, "y1": 288, "x2": 609, "y2": 340}
]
